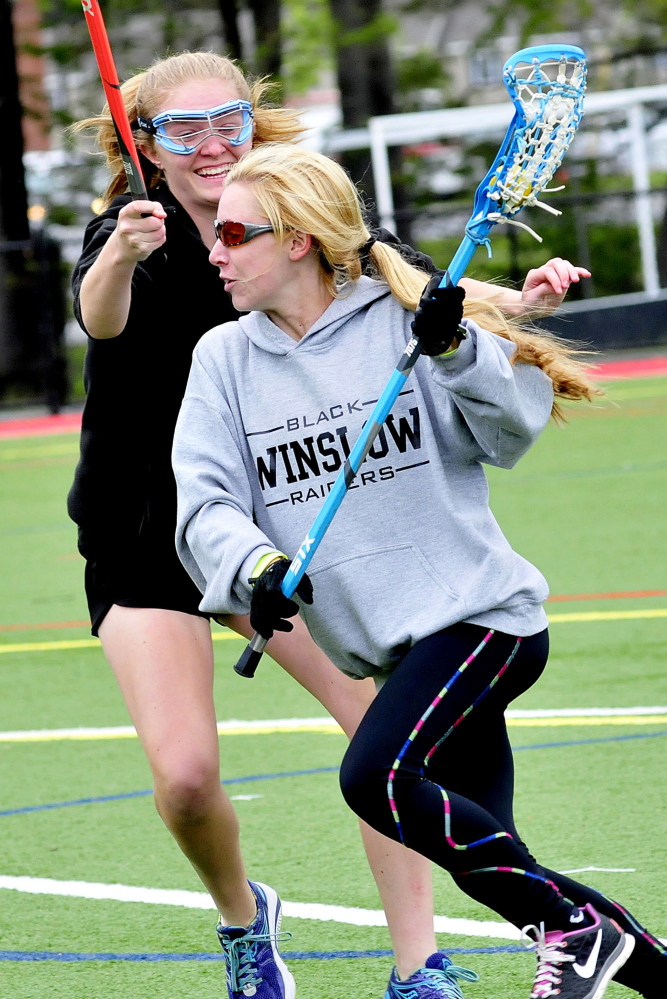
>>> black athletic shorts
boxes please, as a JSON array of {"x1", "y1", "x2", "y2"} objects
[{"x1": 79, "y1": 527, "x2": 209, "y2": 636}]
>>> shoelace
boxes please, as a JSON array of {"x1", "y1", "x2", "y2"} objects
[
  {"x1": 521, "y1": 923, "x2": 575, "y2": 998},
  {"x1": 221, "y1": 929, "x2": 291, "y2": 995},
  {"x1": 422, "y1": 964, "x2": 479, "y2": 997}
]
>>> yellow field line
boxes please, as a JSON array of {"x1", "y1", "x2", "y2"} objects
[
  {"x1": 1, "y1": 609, "x2": 665, "y2": 655},
  {"x1": 0, "y1": 631, "x2": 243, "y2": 655},
  {"x1": 0, "y1": 713, "x2": 666, "y2": 742},
  {"x1": 547, "y1": 609, "x2": 667, "y2": 623},
  {"x1": 0, "y1": 639, "x2": 98, "y2": 654}
]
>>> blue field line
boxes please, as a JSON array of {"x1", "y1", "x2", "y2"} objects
[
  {"x1": 1, "y1": 731, "x2": 666, "y2": 820},
  {"x1": 0, "y1": 946, "x2": 524, "y2": 962},
  {"x1": 0, "y1": 767, "x2": 340, "y2": 818},
  {"x1": 0, "y1": 788, "x2": 155, "y2": 816},
  {"x1": 513, "y1": 729, "x2": 667, "y2": 752}
]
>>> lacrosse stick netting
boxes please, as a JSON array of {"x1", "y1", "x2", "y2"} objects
[{"x1": 451, "y1": 43, "x2": 587, "y2": 269}]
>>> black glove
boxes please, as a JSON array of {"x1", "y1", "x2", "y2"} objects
[
  {"x1": 411, "y1": 277, "x2": 466, "y2": 356},
  {"x1": 249, "y1": 557, "x2": 314, "y2": 640}
]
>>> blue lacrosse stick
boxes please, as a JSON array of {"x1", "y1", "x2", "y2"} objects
[{"x1": 234, "y1": 43, "x2": 587, "y2": 677}]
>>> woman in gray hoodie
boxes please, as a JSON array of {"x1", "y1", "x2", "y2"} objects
[
  {"x1": 173, "y1": 144, "x2": 664, "y2": 999},
  {"x1": 71, "y1": 50, "x2": 594, "y2": 999}
]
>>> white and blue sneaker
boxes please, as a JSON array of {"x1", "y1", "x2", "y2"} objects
[
  {"x1": 216, "y1": 881, "x2": 296, "y2": 998},
  {"x1": 385, "y1": 951, "x2": 479, "y2": 998}
]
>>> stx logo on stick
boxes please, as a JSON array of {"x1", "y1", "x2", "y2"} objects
[
  {"x1": 291, "y1": 536, "x2": 316, "y2": 575},
  {"x1": 81, "y1": 0, "x2": 94, "y2": 14}
]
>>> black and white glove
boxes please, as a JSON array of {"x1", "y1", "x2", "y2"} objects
[
  {"x1": 249, "y1": 558, "x2": 314, "y2": 640},
  {"x1": 411, "y1": 276, "x2": 466, "y2": 356}
]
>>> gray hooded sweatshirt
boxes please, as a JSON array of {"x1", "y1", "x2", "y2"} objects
[{"x1": 174, "y1": 277, "x2": 553, "y2": 680}]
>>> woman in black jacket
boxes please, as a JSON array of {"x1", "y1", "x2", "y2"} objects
[{"x1": 70, "y1": 50, "x2": 590, "y2": 998}]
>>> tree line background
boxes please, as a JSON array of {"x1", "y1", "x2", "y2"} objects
[{"x1": 3, "y1": 0, "x2": 667, "y2": 408}]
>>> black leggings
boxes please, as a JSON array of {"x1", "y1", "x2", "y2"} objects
[{"x1": 340, "y1": 624, "x2": 665, "y2": 994}]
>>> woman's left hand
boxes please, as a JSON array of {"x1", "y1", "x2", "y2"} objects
[
  {"x1": 521, "y1": 258, "x2": 591, "y2": 315},
  {"x1": 250, "y1": 558, "x2": 313, "y2": 640}
]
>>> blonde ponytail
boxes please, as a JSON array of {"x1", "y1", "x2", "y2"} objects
[
  {"x1": 363, "y1": 247, "x2": 600, "y2": 420},
  {"x1": 365, "y1": 240, "x2": 430, "y2": 310},
  {"x1": 226, "y1": 143, "x2": 600, "y2": 419}
]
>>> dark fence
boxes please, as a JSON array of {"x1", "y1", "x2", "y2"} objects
[
  {"x1": 537, "y1": 290, "x2": 667, "y2": 351},
  {"x1": 0, "y1": 228, "x2": 68, "y2": 413}
]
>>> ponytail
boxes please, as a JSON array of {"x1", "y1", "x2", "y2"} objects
[
  {"x1": 365, "y1": 242, "x2": 600, "y2": 419},
  {"x1": 225, "y1": 142, "x2": 600, "y2": 421}
]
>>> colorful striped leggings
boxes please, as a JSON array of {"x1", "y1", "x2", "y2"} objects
[{"x1": 339, "y1": 624, "x2": 664, "y2": 996}]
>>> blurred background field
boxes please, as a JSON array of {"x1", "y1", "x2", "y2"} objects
[
  {"x1": 5, "y1": 0, "x2": 667, "y2": 410},
  {"x1": 0, "y1": 369, "x2": 665, "y2": 998}
]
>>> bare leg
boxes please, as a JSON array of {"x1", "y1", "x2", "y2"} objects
[
  {"x1": 357, "y1": 823, "x2": 439, "y2": 980},
  {"x1": 99, "y1": 606, "x2": 255, "y2": 927},
  {"x1": 226, "y1": 614, "x2": 438, "y2": 978}
]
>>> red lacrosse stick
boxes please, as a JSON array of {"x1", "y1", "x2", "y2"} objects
[{"x1": 81, "y1": 0, "x2": 147, "y2": 199}]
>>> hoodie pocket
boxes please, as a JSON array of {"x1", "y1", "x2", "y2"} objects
[{"x1": 302, "y1": 542, "x2": 464, "y2": 678}]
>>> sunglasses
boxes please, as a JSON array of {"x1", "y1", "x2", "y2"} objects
[{"x1": 213, "y1": 220, "x2": 275, "y2": 247}]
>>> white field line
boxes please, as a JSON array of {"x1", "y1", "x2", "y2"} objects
[
  {"x1": 507, "y1": 707, "x2": 667, "y2": 717},
  {"x1": 560, "y1": 867, "x2": 636, "y2": 874},
  {"x1": 1, "y1": 708, "x2": 666, "y2": 743},
  {"x1": 2, "y1": 875, "x2": 664, "y2": 945},
  {"x1": 0, "y1": 875, "x2": 520, "y2": 940}
]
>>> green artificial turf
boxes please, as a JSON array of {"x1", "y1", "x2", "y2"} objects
[{"x1": 0, "y1": 374, "x2": 665, "y2": 997}]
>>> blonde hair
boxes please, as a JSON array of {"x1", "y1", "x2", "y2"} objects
[
  {"x1": 72, "y1": 51, "x2": 305, "y2": 208},
  {"x1": 225, "y1": 143, "x2": 598, "y2": 418}
]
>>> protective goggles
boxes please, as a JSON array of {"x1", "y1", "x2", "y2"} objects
[
  {"x1": 214, "y1": 220, "x2": 275, "y2": 246},
  {"x1": 135, "y1": 100, "x2": 253, "y2": 155}
]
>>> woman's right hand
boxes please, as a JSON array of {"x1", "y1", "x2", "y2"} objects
[
  {"x1": 112, "y1": 201, "x2": 167, "y2": 262},
  {"x1": 79, "y1": 200, "x2": 168, "y2": 338}
]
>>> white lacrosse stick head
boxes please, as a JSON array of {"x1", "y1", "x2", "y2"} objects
[{"x1": 496, "y1": 45, "x2": 587, "y2": 216}]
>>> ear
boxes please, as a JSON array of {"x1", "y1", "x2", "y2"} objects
[
  {"x1": 287, "y1": 231, "x2": 312, "y2": 262},
  {"x1": 139, "y1": 142, "x2": 161, "y2": 169}
]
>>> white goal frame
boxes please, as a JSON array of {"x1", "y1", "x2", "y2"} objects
[{"x1": 314, "y1": 83, "x2": 667, "y2": 297}]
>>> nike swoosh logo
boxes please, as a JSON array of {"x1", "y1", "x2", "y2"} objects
[{"x1": 574, "y1": 929, "x2": 603, "y2": 978}]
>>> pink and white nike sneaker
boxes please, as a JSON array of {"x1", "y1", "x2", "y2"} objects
[{"x1": 522, "y1": 903, "x2": 635, "y2": 999}]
